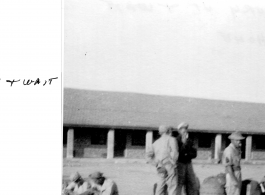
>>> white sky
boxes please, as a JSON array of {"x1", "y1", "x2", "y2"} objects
[{"x1": 64, "y1": 0, "x2": 265, "y2": 103}]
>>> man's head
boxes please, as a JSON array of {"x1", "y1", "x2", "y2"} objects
[
  {"x1": 69, "y1": 172, "x2": 83, "y2": 184},
  {"x1": 167, "y1": 126, "x2": 173, "y2": 136},
  {"x1": 89, "y1": 171, "x2": 105, "y2": 186},
  {"x1": 178, "y1": 122, "x2": 189, "y2": 142},
  {"x1": 158, "y1": 125, "x2": 172, "y2": 135},
  {"x1": 228, "y1": 131, "x2": 244, "y2": 148}
]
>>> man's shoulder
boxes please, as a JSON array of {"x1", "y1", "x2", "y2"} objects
[
  {"x1": 103, "y1": 179, "x2": 119, "y2": 194},
  {"x1": 82, "y1": 181, "x2": 91, "y2": 188},
  {"x1": 168, "y1": 136, "x2": 177, "y2": 142},
  {"x1": 153, "y1": 139, "x2": 159, "y2": 145},
  {"x1": 104, "y1": 178, "x2": 116, "y2": 185},
  {"x1": 156, "y1": 135, "x2": 175, "y2": 141},
  {"x1": 66, "y1": 181, "x2": 76, "y2": 190},
  {"x1": 223, "y1": 144, "x2": 233, "y2": 155},
  {"x1": 153, "y1": 137, "x2": 162, "y2": 145},
  {"x1": 223, "y1": 146, "x2": 229, "y2": 152},
  {"x1": 103, "y1": 178, "x2": 118, "y2": 190}
]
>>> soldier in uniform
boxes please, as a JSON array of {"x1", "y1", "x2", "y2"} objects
[
  {"x1": 63, "y1": 172, "x2": 95, "y2": 195},
  {"x1": 222, "y1": 131, "x2": 245, "y2": 195},
  {"x1": 89, "y1": 171, "x2": 119, "y2": 195},
  {"x1": 146, "y1": 125, "x2": 179, "y2": 195},
  {"x1": 177, "y1": 122, "x2": 198, "y2": 195}
]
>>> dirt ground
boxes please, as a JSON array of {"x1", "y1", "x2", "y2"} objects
[{"x1": 63, "y1": 158, "x2": 265, "y2": 195}]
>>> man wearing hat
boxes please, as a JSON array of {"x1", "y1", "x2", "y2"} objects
[
  {"x1": 177, "y1": 122, "x2": 198, "y2": 195},
  {"x1": 63, "y1": 172, "x2": 95, "y2": 195},
  {"x1": 146, "y1": 125, "x2": 179, "y2": 195},
  {"x1": 223, "y1": 131, "x2": 245, "y2": 195},
  {"x1": 89, "y1": 171, "x2": 119, "y2": 195}
]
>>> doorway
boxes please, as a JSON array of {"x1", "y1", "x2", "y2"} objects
[{"x1": 114, "y1": 130, "x2": 126, "y2": 157}]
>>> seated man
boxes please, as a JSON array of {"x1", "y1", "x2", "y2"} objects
[
  {"x1": 89, "y1": 171, "x2": 119, "y2": 195},
  {"x1": 63, "y1": 172, "x2": 97, "y2": 195}
]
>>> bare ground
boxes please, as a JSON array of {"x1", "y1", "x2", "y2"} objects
[{"x1": 63, "y1": 159, "x2": 265, "y2": 195}]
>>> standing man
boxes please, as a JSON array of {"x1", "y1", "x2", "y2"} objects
[
  {"x1": 222, "y1": 131, "x2": 245, "y2": 195},
  {"x1": 146, "y1": 125, "x2": 179, "y2": 195},
  {"x1": 177, "y1": 122, "x2": 198, "y2": 195}
]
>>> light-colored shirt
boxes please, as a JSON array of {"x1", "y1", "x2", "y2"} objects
[
  {"x1": 222, "y1": 143, "x2": 241, "y2": 171},
  {"x1": 101, "y1": 179, "x2": 119, "y2": 195},
  {"x1": 147, "y1": 134, "x2": 178, "y2": 167},
  {"x1": 93, "y1": 179, "x2": 119, "y2": 195},
  {"x1": 66, "y1": 181, "x2": 90, "y2": 194}
]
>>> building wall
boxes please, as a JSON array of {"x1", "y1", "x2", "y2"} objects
[
  {"x1": 63, "y1": 126, "x2": 265, "y2": 161},
  {"x1": 125, "y1": 146, "x2": 145, "y2": 158},
  {"x1": 74, "y1": 137, "x2": 90, "y2": 157},
  {"x1": 124, "y1": 130, "x2": 146, "y2": 158},
  {"x1": 74, "y1": 128, "x2": 108, "y2": 158},
  {"x1": 251, "y1": 135, "x2": 265, "y2": 160},
  {"x1": 63, "y1": 144, "x2": 107, "y2": 158},
  {"x1": 252, "y1": 151, "x2": 265, "y2": 160},
  {"x1": 124, "y1": 132, "x2": 215, "y2": 160},
  {"x1": 84, "y1": 145, "x2": 107, "y2": 158},
  {"x1": 197, "y1": 149, "x2": 212, "y2": 159},
  {"x1": 191, "y1": 132, "x2": 215, "y2": 160}
]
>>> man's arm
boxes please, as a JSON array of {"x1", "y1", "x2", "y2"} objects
[
  {"x1": 65, "y1": 182, "x2": 76, "y2": 191},
  {"x1": 226, "y1": 165, "x2": 239, "y2": 186},
  {"x1": 170, "y1": 138, "x2": 179, "y2": 164},
  {"x1": 223, "y1": 151, "x2": 239, "y2": 186},
  {"x1": 62, "y1": 190, "x2": 77, "y2": 195},
  {"x1": 62, "y1": 182, "x2": 79, "y2": 195},
  {"x1": 79, "y1": 189, "x2": 100, "y2": 195},
  {"x1": 146, "y1": 144, "x2": 157, "y2": 166},
  {"x1": 78, "y1": 182, "x2": 100, "y2": 195},
  {"x1": 102, "y1": 182, "x2": 118, "y2": 195}
]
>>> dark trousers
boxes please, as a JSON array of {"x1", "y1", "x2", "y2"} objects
[{"x1": 177, "y1": 162, "x2": 199, "y2": 195}]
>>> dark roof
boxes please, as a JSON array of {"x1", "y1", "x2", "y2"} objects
[{"x1": 64, "y1": 88, "x2": 265, "y2": 134}]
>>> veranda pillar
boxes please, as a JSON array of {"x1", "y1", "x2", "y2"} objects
[
  {"x1": 107, "y1": 129, "x2": 115, "y2": 159},
  {"x1": 214, "y1": 134, "x2": 222, "y2": 161},
  {"x1": 67, "y1": 128, "x2": 74, "y2": 158},
  {"x1": 145, "y1": 130, "x2": 153, "y2": 152},
  {"x1": 245, "y1": 135, "x2": 252, "y2": 161}
]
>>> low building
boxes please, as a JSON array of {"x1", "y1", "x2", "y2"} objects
[{"x1": 63, "y1": 88, "x2": 265, "y2": 161}]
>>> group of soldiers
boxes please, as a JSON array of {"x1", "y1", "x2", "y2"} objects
[
  {"x1": 62, "y1": 171, "x2": 119, "y2": 195},
  {"x1": 147, "y1": 122, "x2": 245, "y2": 195},
  {"x1": 63, "y1": 122, "x2": 246, "y2": 195},
  {"x1": 146, "y1": 123, "x2": 199, "y2": 195}
]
